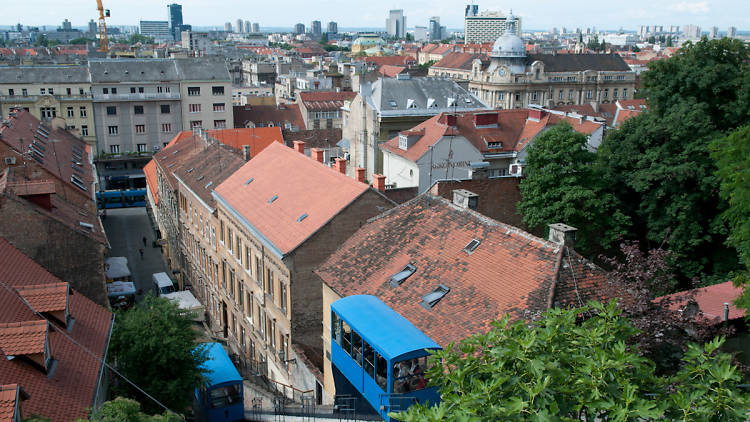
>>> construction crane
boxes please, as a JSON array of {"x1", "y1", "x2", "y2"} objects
[{"x1": 96, "y1": 0, "x2": 110, "y2": 53}]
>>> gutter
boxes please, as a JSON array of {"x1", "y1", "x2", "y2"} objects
[{"x1": 92, "y1": 312, "x2": 115, "y2": 411}]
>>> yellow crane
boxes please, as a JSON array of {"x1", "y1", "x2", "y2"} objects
[{"x1": 96, "y1": 0, "x2": 110, "y2": 53}]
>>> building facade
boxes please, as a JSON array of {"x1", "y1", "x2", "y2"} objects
[
  {"x1": 464, "y1": 8, "x2": 521, "y2": 43},
  {"x1": 297, "y1": 91, "x2": 356, "y2": 129},
  {"x1": 386, "y1": 10, "x2": 406, "y2": 38},
  {"x1": 140, "y1": 20, "x2": 172, "y2": 42}
]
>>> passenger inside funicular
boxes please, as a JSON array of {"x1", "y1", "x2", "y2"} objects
[{"x1": 393, "y1": 356, "x2": 429, "y2": 394}]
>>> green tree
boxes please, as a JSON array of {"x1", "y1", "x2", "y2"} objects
[
  {"x1": 392, "y1": 302, "x2": 750, "y2": 421},
  {"x1": 598, "y1": 38, "x2": 750, "y2": 282},
  {"x1": 126, "y1": 33, "x2": 155, "y2": 45},
  {"x1": 110, "y1": 296, "x2": 207, "y2": 414},
  {"x1": 666, "y1": 35, "x2": 674, "y2": 47},
  {"x1": 648, "y1": 35, "x2": 656, "y2": 44},
  {"x1": 82, "y1": 397, "x2": 181, "y2": 422},
  {"x1": 586, "y1": 34, "x2": 600, "y2": 50},
  {"x1": 319, "y1": 32, "x2": 328, "y2": 44},
  {"x1": 519, "y1": 122, "x2": 629, "y2": 255},
  {"x1": 712, "y1": 125, "x2": 750, "y2": 308}
]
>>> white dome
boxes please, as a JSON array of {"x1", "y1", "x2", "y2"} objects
[{"x1": 491, "y1": 33, "x2": 526, "y2": 58}]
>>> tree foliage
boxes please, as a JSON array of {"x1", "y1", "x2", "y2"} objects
[
  {"x1": 81, "y1": 397, "x2": 181, "y2": 422},
  {"x1": 519, "y1": 122, "x2": 629, "y2": 255},
  {"x1": 392, "y1": 302, "x2": 750, "y2": 421},
  {"x1": 110, "y1": 295, "x2": 207, "y2": 414}
]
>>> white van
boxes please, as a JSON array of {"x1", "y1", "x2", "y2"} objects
[{"x1": 152, "y1": 272, "x2": 176, "y2": 296}]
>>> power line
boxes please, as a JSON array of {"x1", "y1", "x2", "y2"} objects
[{"x1": 0, "y1": 280, "x2": 182, "y2": 419}]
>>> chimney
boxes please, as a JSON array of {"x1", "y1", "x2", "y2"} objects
[
  {"x1": 452, "y1": 189, "x2": 479, "y2": 210},
  {"x1": 548, "y1": 223, "x2": 578, "y2": 248},
  {"x1": 469, "y1": 161, "x2": 489, "y2": 180},
  {"x1": 293, "y1": 140, "x2": 306, "y2": 154},
  {"x1": 372, "y1": 174, "x2": 386, "y2": 192},
  {"x1": 723, "y1": 303, "x2": 730, "y2": 321},
  {"x1": 242, "y1": 145, "x2": 251, "y2": 161},
  {"x1": 334, "y1": 157, "x2": 347, "y2": 174},
  {"x1": 311, "y1": 148, "x2": 324, "y2": 163},
  {"x1": 355, "y1": 167, "x2": 365, "y2": 183},
  {"x1": 445, "y1": 114, "x2": 457, "y2": 126}
]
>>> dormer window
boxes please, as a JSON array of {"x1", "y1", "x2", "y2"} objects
[
  {"x1": 426, "y1": 98, "x2": 437, "y2": 108},
  {"x1": 0, "y1": 320, "x2": 56, "y2": 375},
  {"x1": 406, "y1": 99, "x2": 417, "y2": 109},
  {"x1": 447, "y1": 98, "x2": 457, "y2": 107},
  {"x1": 15, "y1": 283, "x2": 72, "y2": 330},
  {"x1": 398, "y1": 135, "x2": 408, "y2": 150}
]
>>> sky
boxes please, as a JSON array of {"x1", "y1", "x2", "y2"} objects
[{"x1": 2, "y1": 0, "x2": 747, "y2": 31}]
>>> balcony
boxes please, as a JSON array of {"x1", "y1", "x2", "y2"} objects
[
  {"x1": 0, "y1": 93, "x2": 92, "y2": 103},
  {"x1": 92, "y1": 92, "x2": 181, "y2": 102}
]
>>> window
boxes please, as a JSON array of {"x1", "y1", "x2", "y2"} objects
[
  {"x1": 421, "y1": 284, "x2": 451, "y2": 309},
  {"x1": 613, "y1": 88, "x2": 619, "y2": 99},
  {"x1": 8, "y1": 89, "x2": 14, "y2": 96},
  {"x1": 135, "y1": 124, "x2": 146, "y2": 134},
  {"x1": 110, "y1": 145, "x2": 120, "y2": 154},
  {"x1": 603, "y1": 88, "x2": 609, "y2": 98},
  {"x1": 390, "y1": 264, "x2": 416, "y2": 287},
  {"x1": 188, "y1": 87, "x2": 200, "y2": 96},
  {"x1": 130, "y1": 87, "x2": 136, "y2": 94},
  {"x1": 532, "y1": 92, "x2": 538, "y2": 101},
  {"x1": 236, "y1": 237, "x2": 242, "y2": 263},
  {"x1": 375, "y1": 352, "x2": 388, "y2": 391},
  {"x1": 157, "y1": 86, "x2": 163, "y2": 93},
  {"x1": 22, "y1": 88, "x2": 27, "y2": 96},
  {"x1": 238, "y1": 281, "x2": 244, "y2": 308},
  {"x1": 161, "y1": 123, "x2": 172, "y2": 133},
  {"x1": 111, "y1": 88, "x2": 117, "y2": 94},
  {"x1": 351, "y1": 331, "x2": 362, "y2": 366},
  {"x1": 332, "y1": 312, "x2": 342, "y2": 346},
  {"x1": 212, "y1": 86, "x2": 225, "y2": 95},
  {"x1": 160, "y1": 104, "x2": 171, "y2": 114},
  {"x1": 81, "y1": 125, "x2": 88, "y2": 136},
  {"x1": 363, "y1": 339, "x2": 374, "y2": 378},
  {"x1": 265, "y1": 269, "x2": 274, "y2": 301},
  {"x1": 137, "y1": 143, "x2": 147, "y2": 152},
  {"x1": 341, "y1": 320, "x2": 352, "y2": 354},
  {"x1": 134, "y1": 105, "x2": 144, "y2": 114},
  {"x1": 139, "y1": 87, "x2": 144, "y2": 93},
  {"x1": 108, "y1": 125, "x2": 119, "y2": 135},
  {"x1": 213, "y1": 103, "x2": 225, "y2": 112},
  {"x1": 559, "y1": 90, "x2": 564, "y2": 100},
  {"x1": 393, "y1": 356, "x2": 429, "y2": 393},
  {"x1": 464, "y1": 239, "x2": 481, "y2": 254},
  {"x1": 255, "y1": 257, "x2": 262, "y2": 285},
  {"x1": 227, "y1": 227, "x2": 233, "y2": 254},
  {"x1": 106, "y1": 106, "x2": 117, "y2": 116},
  {"x1": 586, "y1": 90, "x2": 593, "y2": 99},
  {"x1": 280, "y1": 283, "x2": 287, "y2": 313},
  {"x1": 40, "y1": 107, "x2": 56, "y2": 118},
  {"x1": 622, "y1": 89, "x2": 628, "y2": 99},
  {"x1": 40, "y1": 88, "x2": 46, "y2": 94},
  {"x1": 214, "y1": 120, "x2": 227, "y2": 129},
  {"x1": 244, "y1": 247, "x2": 250, "y2": 271},
  {"x1": 102, "y1": 88, "x2": 108, "y2": 94},
  {"x1": 191, "y1": 121, "x2": 202, "y2": 129},
  {"x1": 67, "y1": 107, "x2": 74, "y2": 118},
  {"x1": 79, "y1": 88, "x2": 84, "y2": 95},
  {"x1": 210, "y1": 385, "x2": 241, "y2": 409},
  {"x1": 80, "y1": 106, "x2": 87, "y2": 117},
  {"x1": 189, "y1": 104, "x2": 201, "y2": 113}
]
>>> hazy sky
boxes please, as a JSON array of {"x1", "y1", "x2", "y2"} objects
[{"x1": 3, "y1": 0, "x2": 747, "y2": 31}]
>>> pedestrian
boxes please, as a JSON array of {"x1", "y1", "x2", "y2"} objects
[
  {"x1": 139, "y1": 248, "x2": 144, "y2": 259},
  {"x1": 142, "y1": 236, "x2": 147, "y2": 247}
]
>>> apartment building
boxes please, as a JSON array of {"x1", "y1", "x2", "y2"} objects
[
  {"x1": 296, "y1": 91, "x2": 356, "y2": 129},
  {"x1": 175, "y1": 58, "x2": 233, "y2": 131},
  {"x1": 211, "y1": 141, "x2": 394, "y2": 399},
  {"x1": 0, "y1": 66, "x2": 96, "y2": 147}
]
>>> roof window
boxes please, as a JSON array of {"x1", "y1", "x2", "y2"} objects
[
  {"x1": 268, "y1": 194, "x2": 278, "y2": 204},
  {"x1": 196, "y1": 175, "x2": 204, "y2": 181},
  {"x1": 464, "y1": 239, "x2": 481, "y2": 254},
  {"x1": 420, "y1": 284, "x2": 450, "y2": 309},
  {"x1": 204, "y1": 181, "x2": 213, "y2": 189},
  {"x1": 186, "y1": 168, "x2": 194, "y2": 173},
  {"x1": 244, "y1": 177, "x2": 254, "y2": 185},
  {"x1": 297, "y1": 213, "x2": 308, "y2": 222},
  {"x1": 388, "y1": 100, "x2": 397, "y2": 107},
  {"x1": 389, "y1": 264, "x2": 416, "y2": 287}
]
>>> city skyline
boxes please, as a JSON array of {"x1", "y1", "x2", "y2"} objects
[{"x1": 1, "y1": 0, "x2": 747, "y2": 32}]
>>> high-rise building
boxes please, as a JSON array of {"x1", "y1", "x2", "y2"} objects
[
  {"x1": 88, "y1": 19, "x2": 97, "y2": 35},
  {"x1": 252, "y1": 22, "x2": 260, "y2": 33},
  {"x1": 683, "y1": 24, "x2": 701, "y2": 39},
  {"x1": 311, "y1": 20, "x2": 322, "y2": 37},
  {"x1": 386, "y1": 9, "x2": 406, "y2": 38},
  {"x1": 728, "y1": 26, "x2": 737, "y2": 38},
  {"x1": 328, "y1": 21, "x2": 338, "y2": 34},
  {"x1": 709, "y1": 26, "x2": 719, "y2": 39},
  {"x1": 236, "y1": 19, "x2": 244, "y2": 33},
  {"x1": 140, "y1": 20, "x2": 172, "y2": 42},
  {"x1": 464, "y1": 6, "x2": 521, "y2": 43},
  {"x1": 61, "y1": 19, "x2": 72, "y2": 31},
  {"x1": 295, "y1": 23, "x2": 305, "y2": 34},
  {"x1": 167, "y1": 4, "x2": 183, "y2": 40},
  {"x1": 429, "y1": 17, "x2": 442, "y2": 41},
  {"x1": 414, "y1": 26, "x2": 428, "y2": 41},
  {"x1": 224, "y1": 22, "x2": 232, "y2": 32},
  {"x1": 244, "y1": 20, "x2": 250, "y2": 33}
]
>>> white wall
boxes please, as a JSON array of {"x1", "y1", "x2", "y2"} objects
[
  {"x1": 382, "y1": 150, "x2": 420, "y2": 189},
  {"x1": 415, "y1": 135, "x2": 483, "y2": 193}
]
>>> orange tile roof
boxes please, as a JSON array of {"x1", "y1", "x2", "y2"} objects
[
  {"x1": 432, "y1": 52, "x2": 485, "y2": 70},
  {"x1": 0, "y1": 384, "x2": 20, "y2": 422},
  {"x1": 378, "y1": 65, "x2": 406, "y2": 78},
  {"x1": 0, "y1": 237, "x2": 113, "y2": 422},
  {"x1": 15, "y1": 283, "x2": 68, "y2": 314},
  {"x1": 656, "y1": 281, "x2": 744, "y2": 323},
  {"x1": 214, "y1": 142, "x2": 369, "y2": 255},
  {"x1": 205, "y1": 127, "x2": 284, "y2": 157},
  {"x1": 143, "y1": 160, "x2": 159, "y2": 205},
  {"x1": 316, "y1": 194, "x2": 609, "y2": 347},
  {"x1": 0, "y1": 320, "x2": 48, "y2": 356}
]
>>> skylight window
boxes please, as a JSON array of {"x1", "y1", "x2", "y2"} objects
[
  {"x1": 186, "y1": 168, "x2": 194, "y2": 173},
  {"x1": 389, "y1": 100, "x2": 397, "y2": 107},
  {"x1": 297, "y1": 213, "x2": 308, "y2": 222},
  {"x1": 464, "y1": 239, "x2": 481, "y2": 254},
  {"x1": 204, "y1": 181, "x2": 213, "y2": 189},
  {"x1": 464, "y1": 97, "x2": 473, "y2": 103},
  {"x1": 196, "y1": 175, "x2": 204, "y2": 181},
  {"x1": 389, "y1": 264, "x2": 416, "y2": 287},
  {"x1": 268, "y1": 194, "x2": 278, "y2": 204},
  {"x1": 420, "y1": 284, "x2": 450, "y2": 309},
  {"x1": 244, "y1": 177, "x2": 254, "y2": 185}
]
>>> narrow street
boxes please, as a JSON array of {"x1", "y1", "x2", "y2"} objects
[{"x1": 102, "y1": 207, "x2": 170, "y2": 301}]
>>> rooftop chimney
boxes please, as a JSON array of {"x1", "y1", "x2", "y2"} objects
[
  {"x1": 334, "y1": 157, "x2": 347, "y2": 174},
  {"x1": 372, "y1": 174, "x2": 386, "y2": 192},
  {"x1": 724, "y1": 302, "x2": 730, "y2": 321},
  {"x1": 242, "y1": 145, "x2": 251, "y2": 161},
  {"x1": 548, "y1": 223, "x2": 578, "y2": 248},
  {"x1": 311, "y1": 148, "x2": 325, "y2": 164},
  {"x1": 452, "y1": 189, "x2": 479, "y2": 210},
  {"x1": 293, "y1": 140, "x2": 306, "y2": 154},
  {"x1": 445, "y1": 114, "x2": 457, "y2": 127},
  {"x1": 355, "y1": 167, "x2": 366, "y2": 183}
]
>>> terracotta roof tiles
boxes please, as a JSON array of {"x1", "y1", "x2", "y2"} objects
[
  {"x1": 0, "y1": 384, "x2": 20, "y2": 422},
  {"x1": 15, "y1": 284, "x2": 68, "y2": 314},
  {"x1": 656, "y1": 281, "x2": 744, "y2": 323},
  {"x1": 0, "y1": 320, "x2": 48, "y2": 356}
]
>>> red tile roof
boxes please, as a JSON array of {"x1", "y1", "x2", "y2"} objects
[
  {"x1": 214, "y1": 142, "x2": 370, "y2": 255},
  {"x1": 143, "y1": 160, "x2": 159, "y2": 205},
  {"x1": 378, "y1": 65, "x2": 406, "y2": 78},
  {"x1": 361, "y1": 56, "x2": 415, "y2": 67},
  {"x1": 0, "y1": 321, "x2": 47, "y2": 356},
  {"x1": 316, "y1": 194, "x2": 609, "y2": 347},
  {"x1": 233, "y1": 104, "x2": 306, "y2": 131},
  {"x1": 298, "y1": 91, "x2": 357, "y2": 111},
  {"x1": 0, "y1": 237, "x2": 113, "y2": 422},
  {"x1": 205, "y1": 127, "x2": 284, "y2": 156},
  {"x1": 656, "y1": 281, "x2": 744, "y2": 323},
  {"x1": 432, "y1": 52, "x2": 485, "y2": 70},
  {"x1": 15, "y1": 284, "x2": 68, "y2": 314},
  {"x1": 0, "y1": 384, "x2": 21, "y2": 422}
]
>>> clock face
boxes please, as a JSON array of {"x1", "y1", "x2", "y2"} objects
[{"x1": 499, "y1": 68, "x2": 507, "y2": 76}]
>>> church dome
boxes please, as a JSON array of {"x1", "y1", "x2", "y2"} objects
[{"x1": 491, "y1": 33, "x2": 526, "y2": 58}]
